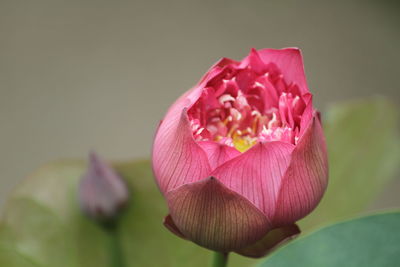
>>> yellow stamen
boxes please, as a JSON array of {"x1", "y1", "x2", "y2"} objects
[{"x1": 233, "y1": 136, "x2": 256, "y2": 153}]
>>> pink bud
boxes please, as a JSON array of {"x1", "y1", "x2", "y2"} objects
[
  {"x1": 79, "y1": 151, "x2": 129, "y2": 222},
  {"x1": 152, "y1": 48, "x2": 328, "y2": 255}
]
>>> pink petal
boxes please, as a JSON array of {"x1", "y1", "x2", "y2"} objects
[
  {"x1": 152, "y1": 57, "x2": 239, "y2": 195},
  {"x1": 211, "y1": 142, "x2": 295, "y2": 219},
  {"x1": 201, "y1": 58, "x2": 239, "y2": 88},
  {"x1": 299, "y1": 94, "x2": 314, "y2": 137},
  {"x1": 235, "y1": 224, "x2": 300, "y2": 258},
  {"x1": 166, "y1": 177, "x2": 271, "y2": 252},
  {"x1": 258, "y1": 48, "x2": 310, "y2": 95},
  {"x1": 256, "y1": 75, "x2": 280, "y2": 111},
  {"x1": 273, "y1": 114, "x2": 328, "y2": 226},
  {"x1": 198, "y1": 141, "x2": 241, "y2": 170},
  {"x1": 152, "y1": 109, "x2": 211, "y2": 194},
  {"x1": 239, "y1": 48, "x2": 268, "y2": 73}
]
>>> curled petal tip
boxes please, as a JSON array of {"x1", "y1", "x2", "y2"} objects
[
  {"x1": 286, "y1": 47, "x2": 301, "y2": 52},
  {"x1": 163, "y1": 214, "x2": 187, "y2": 240}
]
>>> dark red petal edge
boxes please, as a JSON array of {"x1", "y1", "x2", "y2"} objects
[{"x1": 235, "y1": 224, "x2": 300, "y2": 258}]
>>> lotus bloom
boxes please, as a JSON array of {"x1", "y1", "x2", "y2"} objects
[{"x1": 152, "y1": 48, "x2": 328, "y2": 257}]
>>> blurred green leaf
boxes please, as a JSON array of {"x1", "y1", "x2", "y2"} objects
[
  {"x1": 260, "y1": 211, "x2": 400, "y2": 267},
  {"x1": 299, "y1": 97, "x2": 400, "y2": 230},
  {"x1": 0, "y1": 160, "x2": 254, "y2": 267},
  {"x1": 0, "y1": 161, "x2": 110, "y2": 267}
]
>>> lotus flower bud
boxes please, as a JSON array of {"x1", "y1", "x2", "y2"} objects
[
  {"x1": 152, "y1": 48, "x2": 328, "y2": 257},
  {"x1": 79, "y1": 151, "x2": 129, "y2": 222}
]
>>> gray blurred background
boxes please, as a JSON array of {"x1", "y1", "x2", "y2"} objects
[{"x1": 1, "y1": 0, "x2": 399, "y2": 207}]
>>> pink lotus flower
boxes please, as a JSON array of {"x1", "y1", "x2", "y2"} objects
[{"x1": 152, "y1": 48, "x2": 328, "y2": 257}]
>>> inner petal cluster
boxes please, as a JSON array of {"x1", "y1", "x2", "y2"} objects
[{"x1": 188, "y1": 63, "x2": 306, "y2": 152}]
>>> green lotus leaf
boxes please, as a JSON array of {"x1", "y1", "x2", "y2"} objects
[{"x1": 261, "y1": 211, "x2": 400, "y2": 267}]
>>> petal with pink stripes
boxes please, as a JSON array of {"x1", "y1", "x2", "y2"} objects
[
  {"x1": 166, "y1": 177, "x2": 271, "y2": 251},
  {"x1": 272, "y1": 115, "x2": 328, "y2": 226},
  {"x1": 211, "y1": 141, "x2": 295, "y2": 219},
  {"x1": 152, "y1": 109, "x2": 211, "y2": 194}
]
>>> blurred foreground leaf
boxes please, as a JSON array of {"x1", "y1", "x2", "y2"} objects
[
  {"x1": 260, "y1": 211, "x2": 400, "y2": 267},
  {"x1": 299, "y1": 97, "x2": 400, "y2": 230},
  {"x1": 0, "y1": 161, "x2": 110, "y2": 267},
  {"x1": 0, "y1": 97, "x2": 398, "y2": 267},
  {"x1": 0, "y1": 160, "x2": 253, "y2": 267}
]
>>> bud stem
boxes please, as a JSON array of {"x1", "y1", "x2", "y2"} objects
[
  {"x1": 212, "y1": 252, "x2": 229, "y2": 267},
  {"x1": 104, "y1": 221, "x2": 126, "y2": 267}
]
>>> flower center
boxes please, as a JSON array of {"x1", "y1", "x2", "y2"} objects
[{"x1": 188, "y1": 68, "x2": 304, "y2": 152}]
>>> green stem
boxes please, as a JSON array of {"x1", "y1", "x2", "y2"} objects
[
  {"x1": 212, "y1": 252, "x2": 229, "y2": 267},
  {"x1": 104, "y1": 221, "x2": 126, "y2": 267}
]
